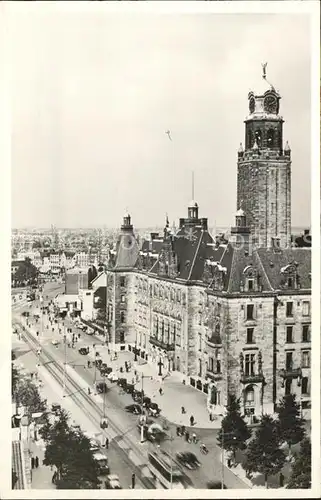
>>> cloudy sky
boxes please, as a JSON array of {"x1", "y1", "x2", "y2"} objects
[{"x1": 10, "y1": 7, "x2": 311, "y2": 229}]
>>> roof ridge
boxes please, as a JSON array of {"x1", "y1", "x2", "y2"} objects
[
  {"x1": 187, "y1": 231, "x2": 204, "y2": 281},
  {"x1": 255, "y1": 250, "x2": 274, "y2": 291},
  {"x1": 227, "y1": 245, "x2": 238, "y2": 293}
]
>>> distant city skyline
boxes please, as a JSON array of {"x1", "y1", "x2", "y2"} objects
[{"x1": 11, "y1": 10, "x2": 311, "y2": 229}]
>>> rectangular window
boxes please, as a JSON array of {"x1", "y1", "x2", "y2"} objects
[
  {"x1": 302, "y1": 325, "x2": 310, "y2": 343},
  {"x1": 286, "y1": 326, "x2": 293, "y2": 343},
  {"x1": 119, "y1": 332, "x2": 125, "y2": 343},
  {"x1": 246, "y1": 304, "x2": 254, "y2": 320},
  {"x1": 208, "y1": 357, "x2": 214, "y2": 372},
  {"x1": 302, "y1": 301, "x2": 310, "y2": 316},
  {"x1": 175, "y1": 324, "x2": 181, "y2": 347},
  {"x1": 248, "y1": 279, "x2": 254, "y2": 291},
  {"x1": 246, "y1": 328, "x2": 254, "y2": 344},
  {"x1": 286, "y1": 302, "x2": 293, "y2": 317},
  {"x1": 120, "y1": 312, "x2": 125, "y2": 324},
  {"x1": 245, "y1": 353, "x2": 255, "y2": 376},
  {"x1": 120, "y1": 295, "x2": 125, "y2": 303},
  {"x1": 301, "y1": 377, "x2": 309, "y2": 395},
  {"x1": 286, "y1": 352, "x2": 293, "y2": 370},
  {"x1": 198, "y1": 333, "x2": 202, "y2": 352},
  {"x1": 198, "y1": 313, "x2": 202, "y2": 325},
  {"x1": 120, "y1": 276, "x2": 125, "y2": 287},
  {"x1": 216, "y1": 359, "x2": 221, "y2": 374},
  {"x1": 86, "y1": 292, "x2": 91, "y2": 296},
  {"x1": 302, "y1": 351, "x2": 310, "y2": 368}
]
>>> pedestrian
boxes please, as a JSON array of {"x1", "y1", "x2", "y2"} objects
[
  {"x1": 88, "y1": 387, "x2": 91, "y2": 395},
  {"x1": 78, "y1": 333, "x2": 80, "y2": 340},
  {"x1": 35, "y1": 456, "x2": 39, "y2": 468},
  {"x1": 125, "y1": 361, "x2": 128, "y2": 372},
  {"x1": 159, "y1": 387, "x2": 163, "y2": 396},
  {"x1": 181, "y1": 406, "x2": 186, "y2": 414},
  {"x1": 279, "y1": 472, "x2": 284, "y2": 487},
  {"x1": 31, "y1": 457, "x2": 35, "y2": 469},
  {"x1": 192, "y1": 432, "x2": 197, "y2": 443},
  {"x1": 190, "y1": 415, "x2": 194, "y2": 426},
  {"x1": 105, "y1": 437, "x2": 109, "y2": 449},
  {"x1": 185, "y1": 431, "x2": 190, "y2": 442},
  {"x1": 36, "y1": 331, "x2": 39, "y2": 337},
  {"x1": 87, "y1": 360, "x2": 91, "y2": 368},
  {"x1": 176, "y1": 426, "x2": 180, "y2": 436}
]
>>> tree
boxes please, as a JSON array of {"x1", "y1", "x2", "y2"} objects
[
  {"x1": 14, "y1": 258, "x2": 38, "y2": 285},
  {"x1": 245, "y1": 414, "x2": 286, "y2": 488},
  {"x1": 276, "y1": 394, "x2": 305, "y2": 452},
  {"x1": 287, "y1": 438, "x2": 311, "y2": 489},
  {"x1": 15, "y1": 379, "x2": 47, "y2": 416},
  {"x1": 217, "y1": 394, "x2": 251, "y2": 463},
  {"x1": 12, "y1": 365, "x2": 19, "y2": 398},
  {"x1": 40, "y1": 408, "x2": 100, "y2": 489}
]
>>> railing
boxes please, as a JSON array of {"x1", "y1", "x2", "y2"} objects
[
  {"x1": 240, "y1": 373, "x2": 264, "y2": 384},
  {"x1": 279, "y1": 367, "x2": 302, "y2": 379},
  {"x1": 149, "y1": 337, "x2": 175, "y2": 351}
]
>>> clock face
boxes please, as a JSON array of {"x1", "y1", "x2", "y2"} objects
[
  {"x1": 264, "y1": 95, "x2": 278, "y2": 114},
  {"x1": 249, "y1": 97, "x2": 255, "y2": 114}
]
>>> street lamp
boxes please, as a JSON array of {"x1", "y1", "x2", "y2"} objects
[{"x1": 134, "y1": 374, "x2": 153, "y2": 444}]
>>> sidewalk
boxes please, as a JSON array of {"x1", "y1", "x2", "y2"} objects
[
  {"x1": 91, "y1": 348, "x2": 223, "y2": 430},
  {"x1": 29, "y1": 438, "x2": 55, "y2": 489}
]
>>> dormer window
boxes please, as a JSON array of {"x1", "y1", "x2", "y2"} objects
[
  {"x1": 242, "y1": 265, "x2": 259, "y2": 292},
  {"x1": 280, "y1": 262, "x2": 299, "y2": 290}
]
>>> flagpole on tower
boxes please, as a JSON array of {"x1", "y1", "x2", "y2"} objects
[{"x1": 192, "y1": 171, "x2": 195, "y2": 200}]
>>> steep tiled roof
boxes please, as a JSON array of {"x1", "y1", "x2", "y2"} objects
[
  {"x1": 226, "y1": 247, "x2": 272, "y2": 293},
  {"x1": 256, "y1": 247, "x2": 311, "y2": 291}
]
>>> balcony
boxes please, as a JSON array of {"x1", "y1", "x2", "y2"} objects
[
  {"x1": 279, "y1": 367, "x2": 302, "y2": 379},
  {"x1": 149, "y1": 336, "x2": 175, "y2": 351},
  {"x1": 206, "y1": 335, "x2": 222, "y2": 348},
  {"x1": 240, "y1": 373, "x2": 264, "y2": 384},
  {"x1": 206, "y1": 370, "x2": 223, "y2": 382}
]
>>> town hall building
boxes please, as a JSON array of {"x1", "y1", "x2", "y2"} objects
[{"x1": 98, "y1": 70, "x2": 311, "y2": 419}]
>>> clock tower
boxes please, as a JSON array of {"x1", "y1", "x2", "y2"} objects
[{"x1": 237, "y1": 65, "x2": 291, "y2": 248}]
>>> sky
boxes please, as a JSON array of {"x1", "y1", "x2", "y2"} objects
[{"x1": 10, "y1": 7, "x2": 311, "y2": 229}]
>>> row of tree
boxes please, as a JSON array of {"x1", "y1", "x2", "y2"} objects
[
  {"x1": 12, "y1": 353, "x2": 101, "y2": 489},
  {"x1": 12, "y1": 257, "x2": 38, "y2": 287},
  {"x1": 217, "y1": 394, "x2": 311, "y2": 488}
]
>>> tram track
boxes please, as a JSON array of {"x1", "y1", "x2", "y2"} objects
[{"x1": 14, "y1": 319, "x2": 156, "y2": 489}]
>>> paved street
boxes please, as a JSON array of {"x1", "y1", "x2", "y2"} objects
[{"x1": 12, "y1": 282, "x2": 248, "y2": 489}]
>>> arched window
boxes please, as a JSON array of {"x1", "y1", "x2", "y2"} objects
[
  {"x1": 255, "y1": 129, "x2": 262, "y2": 146},
  {"x1": 267, "y1": 128, "x2": 274, "y2": 147},
  {"x1": 247, "y1": 130, "x2": 253, "y2": 149}
]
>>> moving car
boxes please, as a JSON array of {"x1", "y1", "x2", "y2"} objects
[
  {"x1": 51, "y1": 403, "x2": 61, "y2": 415},
  {"x1": 125, "y1": 404, "x2": 143, "y2": 415},
  {"x1": 175, "y1": 452, "x2": 201, "y2": 470},
  {"x1": 51, "y1": 339, "x2": 60, "y2": 346},
  {"x1": 105, "y1": 474, "x2": 122, "y2": 489}
]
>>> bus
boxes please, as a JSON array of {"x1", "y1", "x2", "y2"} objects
[{"x1": 148, "y1": 450, "x2": 189, "y2": 489}]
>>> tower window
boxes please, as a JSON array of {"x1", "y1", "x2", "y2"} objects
[
  {"x1": 267, "y1": 128, "x2": 275, "y2": 147},
  {"x1": 245, "y1": 353, "x2": 255, "y2": 376},
  {"x1": 255, "y1": 129, "x2": 262, "y2": 146},
  {"x1": 120, "y1": 311, "x2": 125, "y2": 324},
  {"x1": 120, "y1": 276, "x2": 125, "y2": 287},
  {"x1": 246, "y1": 328, "x2": 254, "y2": 344},
  {"x1": 246, "y1": 304, "x2": 254, "y2": 320}
]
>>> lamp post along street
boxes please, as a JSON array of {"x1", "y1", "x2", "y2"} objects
[{"x1": 221, "y1": 431, "x2": 237, "y2": 489}]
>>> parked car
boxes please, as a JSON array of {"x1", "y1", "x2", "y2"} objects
[
  {"x1": 125, "y1": 404, "x2": 143, "y2": 415},
  {"x1": 132, "y1": 389, "x2": 143, "y2": 402},
  {"x1": 176, "y1": 452, "x2": 201, "y2": 470},
  {"x1": 117, "y1": 378, "x2": 127, "y2": 389},
  {"x1": 105, "y1": 474, "x2": 122, "y2": 489},
  {"x1": 107, "y1": 371, "x2": 118, "y2": 382},
  {"x1": 95, "y1": 358, "x2": 103, "y2": 368},
  {"x1": 100, "y1": 364, "x2": 113, "y2": 376},
  {"x1": 79, "y1": 346, "x2": 90, "y2": 355},
  {"x1": 51, "y1": 339, "x2": 59, "y2": 346},
  {"x1": 125, "y1": 383, "x2": 135, "y2": 395}
]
